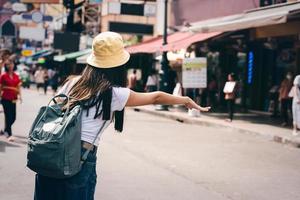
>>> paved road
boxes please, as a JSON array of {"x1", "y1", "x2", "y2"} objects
[{"x1": 0, "y1": 89, "x2": 300, "y2": 200}]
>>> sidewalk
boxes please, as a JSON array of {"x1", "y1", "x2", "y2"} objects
[{"x1": 131, "y1": 105, "x2": 300, "y2": 148}]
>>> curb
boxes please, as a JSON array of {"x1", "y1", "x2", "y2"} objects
[{"x1": 131, "y1": 107, "x2": 300, "y2": 149}]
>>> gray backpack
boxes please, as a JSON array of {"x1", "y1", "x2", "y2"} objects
[{"x1": 27, "y1": 94, "x2": 105, "y2": 179}]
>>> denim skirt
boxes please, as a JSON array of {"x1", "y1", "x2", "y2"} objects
[{"x1": 34, "y1": 148, "x2": 97, "y2": 200}]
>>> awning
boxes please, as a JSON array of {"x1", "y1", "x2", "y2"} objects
[
  {"x1": 188, "y1": 2, "x2": 300, "y2": 33},
  {"x1": 54, "y1": 49, "x2": 91, "y2": 62},
  {"x1": 155, "y1": 50, "x2": 186, "y2": 62},
  {"x1": 162, "y1": 32, "x2": 221, "y2": 52},
  {"x1": 19, "y1": 49, "x2": 52, "y2": 64},
  {"x1": 37, "y1": 51, "x2": 56, "y2": 59},
  {"x1": 126, "y1": 31, "x2": 221, "y2": 54}
]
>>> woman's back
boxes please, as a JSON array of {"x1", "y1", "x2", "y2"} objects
[{"x1": 58, "y1": 77, "x2": 130, "y2": 146}]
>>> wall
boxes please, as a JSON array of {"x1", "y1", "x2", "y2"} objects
[{"x1": 170, "y1": 0, "x2": 260, "y2": 26}]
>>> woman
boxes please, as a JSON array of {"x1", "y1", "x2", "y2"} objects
[
  {"x1": 0, "y1": 58, "x2": 22, "y2": 142},
  {"x1": 34, "y1": 66, "x2": 45, "y2": 93},
  {"x1": 34, "y1": 32, "x2": 210, "y2": 200},
  {"x1": 278, "y1": 72, "x2": 293, "y2": 126},
  {"x1": 292, "y1": 75, "x2": 300, "y2": 136},
  {"x1": 223, "y1": 73, "x2": 236, "y2": 122},
  {"x1": 145, "y1": 69, "x2": 158, "y2": 92}
]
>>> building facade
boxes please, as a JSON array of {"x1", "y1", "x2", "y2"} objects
[
  {"x1": 101, "y1": 0, "x2": 158, "y2": 43},
  {"x1": 170, "y1": 0, "x2": 260, "y2": 26}
]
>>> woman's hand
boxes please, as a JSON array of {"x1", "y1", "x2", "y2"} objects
[{"x1": 184, "y1": 97, "x2": 211, "y2": 112}]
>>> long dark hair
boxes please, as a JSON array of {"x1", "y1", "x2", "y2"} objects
[{"x1": 67, "y1": 64, "x2": 127, "y2": 132}]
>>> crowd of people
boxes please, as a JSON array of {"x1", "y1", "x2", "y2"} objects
[{"x1": 222, "y1": 71, "x2": 300, "y2": 136}]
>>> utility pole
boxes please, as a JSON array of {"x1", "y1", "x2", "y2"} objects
[{"x1": 157, "y1": 0, "x2": 170, "y2": 110}]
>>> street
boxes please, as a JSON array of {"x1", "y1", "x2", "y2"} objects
[{"x1": 1, "y1": 89, "x2": 300, "y2": 200}]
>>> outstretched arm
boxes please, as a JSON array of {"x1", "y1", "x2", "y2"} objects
[{"x1": 126, "y1": 90, "x2": 210, "y2": 112}]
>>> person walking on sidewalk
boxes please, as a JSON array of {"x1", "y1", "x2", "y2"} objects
[
  {"x1": 33, "y1": 32, "x2": 211, "y2": 200},
  {"x1": 34, "y1": 66, "x2": 45, "y2": 93},
  {"x1": 223, "y1": 73, "x2": 237, "y2": 122},
  {"x1": 292, "y1": 75, "x2": 300, "y2": 136},
  {"x1": 43, "y1": 68, "x2": 49, "y2": 95},
  {"x1": 145, "y1": 69, "x2": 158, "y2": 92},
  {"x1": 0, "y1": 58, "x2": 22, "y2": 142},
  {"x1": 128, "y1": 69, "x2": 137, "y2": 91},
  {"x1": 279, "y1": 72, "x2": 293, "y2": 126}
]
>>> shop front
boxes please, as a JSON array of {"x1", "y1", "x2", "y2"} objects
[{"x1": 187, "y1": 2, "x2": 300, "y2": 112}]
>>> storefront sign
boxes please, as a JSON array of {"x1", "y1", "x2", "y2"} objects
[
  {"x1": 12, "y1": 3, "x2": 27, "y2": 12},
  {"x1": 247, "y1": 51, "x2": 254, "y2": 84},
  {"x1": 31, "y1": 11, "x2": 43, "y2": 23},
  {"x1": 89, "y1": 0, "x2": 102, "y2": 4},
  {"x1": 182, "y1": 57, "x2": 207, "y2": 88},
  {"x1": 11, "y1": 15, "x2": 27, "y2": 23},
  {"x1": 21, "y1": 0, "x2": 60, "y2": 3},
  {"x1": 21, "y1": 48, "x2": 35, "y2": 57},
  {"x1": 19, "y1": 27, "x2": 45, "y2": 41},
  {"x1": 144, "y1": 3, "x2": 156, "y2": 17}
]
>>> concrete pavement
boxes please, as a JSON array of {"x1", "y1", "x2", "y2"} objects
[
  {"x1": 1, "y1": 89, "x2": 300, "y2": 200},
  {"x1": 131, "y1": 105, "x2": 300, "y2": 148}
]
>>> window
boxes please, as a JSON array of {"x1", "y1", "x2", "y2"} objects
[
  {"x1": 109, "y1": 22, "x2": 154, "y2": 35},
  {"x1": 121, "y1": 3, "x2": 144, "y2": 16}
]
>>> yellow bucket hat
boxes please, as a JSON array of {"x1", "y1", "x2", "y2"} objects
[{"x1": 86, "y1": 32, "x2": 130, "y2": 68}]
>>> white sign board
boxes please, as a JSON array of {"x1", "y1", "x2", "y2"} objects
[
  {"x1": 11, "y1": 15, "x2": 27, "y2": 23},
  {"x1": 12, "y1": 3, "x2": 27, "y2": 12},
  {"x1": 144, "y1": 3, "x2": 156, "y2": 17},
  {"x1": 19, "y1": 27, "x2": 45, "y2": 41},
  {"x1": 108, "y1": 2, "x2": 120, "y2": 14},
  {"x1": 223, "y1": 82, "x2": 236, "y2": 93},
  {"x1": 182, "y1": 57, "x2": 207, "y2": 88}
]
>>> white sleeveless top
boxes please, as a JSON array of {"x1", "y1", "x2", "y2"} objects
[{"x1": 57, "y1": 77, "x2": 130, "y2": 146}]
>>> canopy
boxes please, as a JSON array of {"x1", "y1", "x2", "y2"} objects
[
  {"x1": 54, "y1": 49, "x2": 91, "y2": 62},
  {"x1": 188, "y1": 2, "x2": 300, "y2": 33},
  {"x1": 161, "y1": 32, "x2": 221, "y2": 52},
  {"x1": 31, "y1": 49, "x2": 51, "y2": 59},
  {"x1": 126, "y1": 31, "x2": 221, "y2": 54},
  {"x1": 19, "y1": 49, "x2": 52, "y2": 64}
]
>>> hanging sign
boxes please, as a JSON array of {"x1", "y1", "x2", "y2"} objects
[
  {"x1": 12, "y1": 3, "x2": 28, "y2": 12},
  {"x1": 21, "y1": 48, "x2": 35, "y2": 57},
  {"x1": 89, "y1": 0, "x2": 102, "y2": 4},
  {"x1": 11, "y1": 15, "x2": 27, "y2": 23},
  {"x1": 182, "y1": 57, "x2": 207, "y2": 88},
  {"x1": 19, "y1": 27, "x2": 45, "y2": 41},
  {"x1": 21, "y1": 0, "x2": 60, "y2": 3},
  {"x1": 22, "y1": 12, "x2": 53, "y2": 23}
]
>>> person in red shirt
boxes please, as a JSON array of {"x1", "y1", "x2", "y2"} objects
[{"x1": 0, "y1": 58, "x2": 22, "y2": 142}]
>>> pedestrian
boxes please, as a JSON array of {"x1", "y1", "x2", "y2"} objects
[
  {"x1": 279, "y1": 72, "x2": 293, "y2": 126},
  {"x1": 34, "y1": 66, "x2": 45, "y2": 93},
  {"x1": 43, "y1": 68, "x2": 49, "y2": 95},
  {"x1": 208, "y1": 75, "x2": 217, "y2": 107},
  {"x1": 50, "y1": 69, "x2": 60, "y2": 95},
  {"x1": 33, "y1": 32, "x2": 211, "y2": 200},
  {"x1": 223, "y1": 73, "x2": 237, "y2": 122},
  {"x1": 291, "y1": 75, "x2": 300, "y2": 136},
  {"x1": 0, "y1": 49, "x2": 11, "y2": 74},
  {"x1": 0, "y1": 58, "x2": 22, "y2": 142},
  {"x1": 145, "y1": 69, "x2": 158, "y2": 92},
  {"x1": 128, "y1": 69, "x2": 137, "y2": 91}
]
